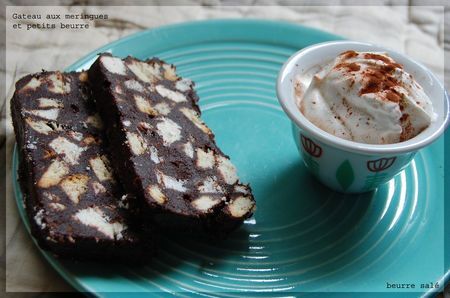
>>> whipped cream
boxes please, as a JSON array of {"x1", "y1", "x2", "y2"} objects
[{"x1": 295, "y1": 51, "x2": 436, "y2": 144}]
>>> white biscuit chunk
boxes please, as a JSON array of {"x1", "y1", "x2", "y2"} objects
[
  {"x1": 192, "y1": 196, "x2": 220, "y2": 212},
  {"x1": 234, "y1": 184, "x2": 250, "y2": 195},
  {"x1": 101, "y1": 55, "x2": 127, "y2": 75},
  {"x1": 22, "y1": 77, "x2": 41, "y2": 91},
  {"x1": 155, "y1": 85, "x2": 187, "y2": 103},
  {"x1": 68, "y1": 131, "x2": 83, "y2": 141},
  {"x1": 126, "y1": 59, "x2": 161, "y2": 83},
  {"x1": 92, "y1": 181, "x2": 107, "y2": 194},
  {"x1": 38, "y1": 159, "x2": 69, "y2": 188},
  {"x1": 25, "y1": 118, "x2": 57, "y2": 135},
  {"x1": 149, "y1": 146, "x2": 160, "y2": 163},
  {"x1": 74, "y1": 207, "x2": 125, "y2": 240},
  {"x1": 162, "y1": 63, "x2": 178, "y2": 81},
  {"x1": 217, "y1": 155, "x2": 238, "y2": 185},
  {"x1": 175, "y1": 79, "x2": 192, "y2": 92},
  {"x1": 182, "y1": 142, "x2": 194, "y2": 158},
  {"x1": 147, "y1": 185, "x2": 167, "y2": 204},
  {"x1": 44, "y1": 192, "x2": 60, "y2": 202},
  {"x1": 125, "y1": 80, "x2": 145, "y2": 93},
  {"x1": 196, "y1": 148, "x2": 215, "y2": 169},
  {"x1": 156, "y1": 171, "x2": 187, "y2": 192},
  {"x1": 60, "y1": 174, "x2": 89, "y2": 204},
  {"x1": 34, "y1": 209, "x2": 46, "y2": 229},
  {"x1": 49, "y1": 203, "x2": 66, "y2": 211},
  {"x1": 37, "y1": 98, "x2": 63, "y2": 108},
  {"x1": 48, "y1": 73, "x2": 71, "y2": 94},
  {"x1": 27, "y1": 108, "x2": 60, "y2": 121},
  {"x1": 89, "y1": 155, "x2": 114, "y2": 182},
  {"x1": 179, "y1": 108, "x2": 211, "y2": 134},
  {"x1": 198, "y1": 176, "x2": 224, "y2": 193},
  {"x1": 154, "y1": 102, "x2": 171, "y2": 115},
  {"x1": 135, "y1": 95, "x2": 157, "y2": 116},
  {"x1": 156, "y1": 117, "x2": 182, "y2": 146},
  {"x1": 49, "y1": 137, "x2": 85, "y2": 165},
  {"x1": 228, "y1": 196, "x2": 255, "y2": 218},
  {"x1": 126, "y1": 132, "x2": 148, "y2": 155}
]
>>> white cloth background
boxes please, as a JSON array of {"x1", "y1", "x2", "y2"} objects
[{"x1": 2, "y1": 2, "x2": 448, "y2": 293}]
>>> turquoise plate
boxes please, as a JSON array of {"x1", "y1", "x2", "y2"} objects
[{"x1": 12, "y1": 19, "x2": 448, "y2": 296}]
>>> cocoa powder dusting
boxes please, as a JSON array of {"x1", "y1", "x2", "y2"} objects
[
  {"x1": 335, "y1": 62, "x2": 361, "y2": 72},
  {"x1": 381, "y1": 64, "x2": 397, "y2": 73},
  {"x1": 385, "y1": 90, "x2": 401, "y2": 102},
  {"x1": 399, "y1": 100, "x2": 405, "y2": 111},
  {"x1": 398, "y1": 99, "x2": 413, "y2": 141},
  {"x1": 399, "y1": 113, "x2": 409, "y2": 122},
  {"x1": 363, "y1": 53, "x2": 402, "y2": 69},
  {"x1": 399, "y1": 114, "x2": 412, "y2": 142},
  {"x1": 359, "y1": 53, "x2": 403, "y2": 100},
  {"x1": 347, "y1": 63, "x2": 360, "y2": 72},
  {"x1": 349, "y1": 79, "x2": 355, "y2": 88},
  {"x1": 340, "y1": 50, "x2": 358, "y2": 59}
]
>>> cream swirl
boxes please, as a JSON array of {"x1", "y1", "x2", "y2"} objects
[{"x1": 295, "y1": 51, "x2": 436, "y2": 144}]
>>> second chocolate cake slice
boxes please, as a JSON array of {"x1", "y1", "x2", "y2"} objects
[{"x1": 89, "y1": 54, "x2": 256, "y2": 233}]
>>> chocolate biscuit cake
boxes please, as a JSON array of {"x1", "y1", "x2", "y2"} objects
[
  {"x1": 11, "y1": 71, "x2": 149, "y2": 259},
  {"x1": 88, "y1": 54, "x2": 256, "y2": 233}
]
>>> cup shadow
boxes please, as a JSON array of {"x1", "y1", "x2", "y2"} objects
[{"x1": 258, "y1": 160, "x2": 376, "y2": 281}]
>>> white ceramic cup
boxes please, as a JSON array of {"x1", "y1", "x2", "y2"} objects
[{"x1": 276, "y1": 41, "x2": 449, "y2": 193}]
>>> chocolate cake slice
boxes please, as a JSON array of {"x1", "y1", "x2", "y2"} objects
[
  {"x1": 11, "y1": 71, "x2": 150, "y2": 259},
  {"x1": 88, "y1": 54, "x2": 256, "y2": 233}
]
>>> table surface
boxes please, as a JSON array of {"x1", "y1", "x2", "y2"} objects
[{"x1": 3, "y1": 2, "x2": 448, "y2": 294}]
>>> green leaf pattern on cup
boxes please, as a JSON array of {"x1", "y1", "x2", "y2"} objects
[{"x1": 336, "y1": 160, "x2": 355, "y2": 191}]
